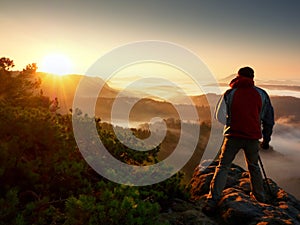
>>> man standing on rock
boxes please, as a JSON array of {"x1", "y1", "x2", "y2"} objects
[{"x1": 203, "y1": 66, "x2": 274, "y2": 216}]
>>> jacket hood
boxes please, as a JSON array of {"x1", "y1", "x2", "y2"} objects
[{"x1": 229, "y1": 75, "x2": 254, "y2": 88}]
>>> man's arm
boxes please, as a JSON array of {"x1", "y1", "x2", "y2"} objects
[
  {"x1": 261, "y1": 94, "x2": 275, "y2": 147},
  {"x1": 214, "y1": 94, "x2": 227, "y2": 125}
]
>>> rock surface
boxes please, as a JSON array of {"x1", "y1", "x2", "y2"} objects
[{"x1": 158, "y1": 160, "x2": 300, "y2": 225}]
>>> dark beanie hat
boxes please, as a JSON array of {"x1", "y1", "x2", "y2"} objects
[{"x1": 238, "y1": 67, "x2": 254, "y2": 79}]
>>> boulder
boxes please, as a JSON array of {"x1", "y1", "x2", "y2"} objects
[
  {"x1": 158, "y1": 159, "x2": 300, "y2": 224},
  {"x1": 189, "y1": 160, "x2": 300, "y2": 225}
]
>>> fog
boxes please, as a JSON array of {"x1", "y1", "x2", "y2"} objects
[
  {"x1": 107, "y1": 109, "x2": 300, "y2": 199},
  {"x1": 234, "y1": 121, "x2": 300, "y2": 199}
]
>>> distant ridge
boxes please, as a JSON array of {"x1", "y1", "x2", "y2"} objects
[
  {"x1": 218, "y1": 73, "x2": 236, "y2": 83},
  {"x1": 37, "y1": 72, "x2": 300, "y2": 124}
]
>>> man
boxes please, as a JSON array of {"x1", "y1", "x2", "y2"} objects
[{"x1": 202, "y1": 66, "x2": 274, "y2": 216}]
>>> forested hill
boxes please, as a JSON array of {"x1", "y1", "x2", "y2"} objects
[
  {"x1": 0, "y1": 61, "x2": 185, "y2": 224},
  {"x1": 37, "y1": 73, "x2": 300, "y2": 125},
  {"x1": 271, "y1": 95, "x2": 300, "y2": 124}
]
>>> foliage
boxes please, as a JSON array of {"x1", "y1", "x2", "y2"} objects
[
  {"x1": 0, "y1": 57, "x2": 195, "y2": 225},
  {"x1": 0, "y1": 57, "x2": 49, "y2": 107},
  {"x1": 0, "y1": 104, "x2": 186, "y2": 224}
]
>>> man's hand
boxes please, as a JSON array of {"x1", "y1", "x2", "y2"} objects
[{"x1": 260, "y1": 141, "x2": 270, "y2": 150}]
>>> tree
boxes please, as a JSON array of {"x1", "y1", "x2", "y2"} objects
[
  {"x1": 0, "y1": 57, "x2": 15, "y2": 100},
  {"x1": 0, "y1": 57, "x2": 49, "y2": 107},
  {"x1": 0, "y1": 57, "x2": 14, "y2": 72}
]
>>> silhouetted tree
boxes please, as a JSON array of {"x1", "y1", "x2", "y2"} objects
[
  {"x1": 0, "y1": 57, "x2": 14, "y2": 72},
  {"x1": 0, "y1": 57, "x2": 49, "y2": 107},
  {"x1": 0, "y1": 57, "x2": 15, "y2": 100}
]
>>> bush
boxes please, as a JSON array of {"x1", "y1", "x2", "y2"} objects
[{"x1": 0, "y1": 58, "x2": 191, "y2": 224}]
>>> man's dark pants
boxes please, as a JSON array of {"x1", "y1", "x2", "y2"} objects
[{"x1": 207, "y1": 137, "x2": 265, "y2": 205}]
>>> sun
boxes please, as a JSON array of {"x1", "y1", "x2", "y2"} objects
[{"x1": 39, "y1": 53, "x2": 73, "y2": 76}]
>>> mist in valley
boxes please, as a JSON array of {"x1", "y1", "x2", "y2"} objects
[{"x1": 130, "y1": 112, "x2": 300, "y2": 198}]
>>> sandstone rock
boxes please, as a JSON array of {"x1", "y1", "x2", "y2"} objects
[
  {"x1": 158, "y1": 159, "x2": 300, "y2": 225},
  {"x1": 188, "y1": 160, "x2": 300, "y2": 225}
]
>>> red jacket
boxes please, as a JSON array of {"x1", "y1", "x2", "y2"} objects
[{"x1": 215, "y1": 76, "x2": 274, "y2": 140}]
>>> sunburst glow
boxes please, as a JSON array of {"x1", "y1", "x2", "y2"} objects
[{"x1": 39, "y1": 53, "x2": 73, "y2": 76}]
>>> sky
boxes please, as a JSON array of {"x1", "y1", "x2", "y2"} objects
[{"x1": 1, "y1": 0, "x2": 300, "y2": 82}]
